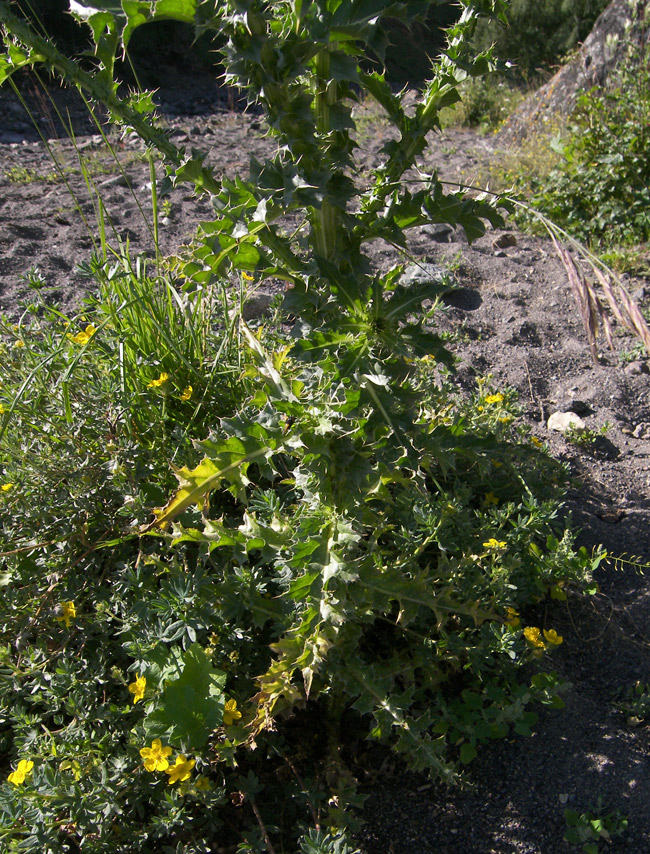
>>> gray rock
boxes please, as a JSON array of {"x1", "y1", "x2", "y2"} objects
[
  {"x1": 547, "y1": 411, "x2": 586, "y2": 433},
  {"x1": 401, "y1": 263, "x2": 454, "y2": 287},
  {"x1": 423, "y1": 223, "x2": 454, "y2": 243},
  {"x1": 632, "y1": 422, "x2": 650, "y2": 440}
]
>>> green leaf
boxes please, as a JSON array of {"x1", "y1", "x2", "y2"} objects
[
  {"x1": 144, "y1": 644, "x2": 226, "y2": 750},
  {"x1": 459, "y1": 742, "x2": 477, "y2": 764},
  {"x1": 146, "y1": 433, "x2": 282, "y2": 528}
]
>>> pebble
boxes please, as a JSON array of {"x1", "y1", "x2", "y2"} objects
[
  {"x1": 547, "y1": 411, "x2": 586, "y2": 433},
  {"x1": 492, "y1": 232, "x2": 517, "y2": 249},
  {"x1": 99, "y1": 174, "x2": 132, "y2": 189},
  {"x1": 632, "y1": 422, "x2": 650, "y2": 439}
]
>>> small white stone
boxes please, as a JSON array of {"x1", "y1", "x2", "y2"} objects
[{"x1": 547, "y1": 411, "x2": 586, "y2": 433}]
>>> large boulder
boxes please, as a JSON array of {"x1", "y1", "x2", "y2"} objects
[{"x1": 498, "y1": 0, "x2": 649, "y2": 143}]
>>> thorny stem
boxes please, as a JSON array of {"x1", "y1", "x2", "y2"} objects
[{"x1": 312, "y1": 46, "x2": 339, "y2": 262}]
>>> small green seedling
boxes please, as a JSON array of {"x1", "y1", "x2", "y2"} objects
[
  {"x1": 614, "y1": 680, "x2": 650, "y2": 726},
  {"x1": 618, "y1": 341, "x2": 648, "y2": 365},
  {"x1": 565, "y1": 422, "x2": 609, "y2": 449},
  {"x1": 564, "y1": 798, "x2": 628, "y2": 853}
]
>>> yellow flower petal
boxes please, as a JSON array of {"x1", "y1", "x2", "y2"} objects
[
  {"x1": 523, "y1": 626, "x2": 546, "y2": 649},
  {"x1": 55, "y1": 600, "x2": 76, "y2": 629},
  {"x1": 147, "y1": 372, "x2": 170, "y2": 389},
  {"x1": 543, "y1": 628, "x2": 563, "y2": 646},
  {"x1": 505, "y1": 607, "x2": 520, "y2": 628},
  {"x1": 223, "y1": 698, "x2": 242, "y2": 726},
  {"x1": 7, "y1": 759, "x2": 34, "y2": 786},
  {"x1": 140, "y1": 739, "x2": 172, "y2": 772},
  {"x1": 483, "y1": 538, "x2": 507, "y2": 550},
  {"x1": 165, "y1": 755, "x2": 195, "y2": 784},
  {"x1": 128, "y1": 674, "x2": 147, "y2": 704}
]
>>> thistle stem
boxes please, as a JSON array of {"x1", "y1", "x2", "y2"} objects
[{"x1": 313, "y1": 47, "x2": 339, "y2": 261}]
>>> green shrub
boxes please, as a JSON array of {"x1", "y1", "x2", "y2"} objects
[
  {"x1": 0, "y1": 2, "x2": 605, "y2": 851},
  {"x1": 519, "y1": 52, "x2": 650, "y2": 248}
]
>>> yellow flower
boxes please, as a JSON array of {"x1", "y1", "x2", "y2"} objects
[
  {"x1": 147, "y1": 372, "x2": 169, "y2": 389},
  {"x1": 55, "y1": 600, "x2": 76, "y2": 629},
  {"x1": 223, "y1": 698, "x2": 242, "y2": 726},
  {"x1": 68, "y1": 324, "x2": 97, "y2": 346},
  {"x1": 194, "y1": 776, "x2": 211, "y2": 791},
  {"x1": 530, "y1": 436, "x2": 544, "y2": 448},
  {"x1": 165, "y1": 755, "x2": 195, "y2": 784},
  {"x1": 543, "y1": 628, "x2": 563, "y2": 646},
  {"x1": 7, "y1": 759, "x2": 34, "y2": 786},
  {"x1": 485, "y1": 491, "x2": 499, "y2": 505},
  {"x1": 1, "y1": 482, "x2": 14, "y2": 492},
  {"x1": 484, "y1": 393, "x2": 504, "y2": 404},
  {"x1": 13, "y1": 339, "x2": 25, "y2": 349},
  {"x1": 241, "y1": 272, "x2": 254, "y2": 281},
  {"x1": 483, "y1": 538, "x2": 506, "y2": 550},
  {"x1": 140, "y1": 739, "x2": 172, "y2": 772},
  {"x1": 505, "y1": 607, "x2": 520, "y2": 628},
  {"x1": 0, "y1": 404, "x2": 5, "y2": 413},
  {"x1": 523, "y1": 626, "x2": 546, "y2": 649},
  {"x1": 179, "y1": 385, "x2": 193, "y2": 401},
  {"x1": 128, "y1": 674, "x2": 146, "y2": 704}
]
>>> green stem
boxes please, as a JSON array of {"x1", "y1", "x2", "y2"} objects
[{"x1": 312, "y1": 47, "x2": 338, "y2": 261}]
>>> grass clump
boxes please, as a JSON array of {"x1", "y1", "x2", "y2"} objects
[{"x1": 0, "y1": 1, "x2": 606, "y2": 851}]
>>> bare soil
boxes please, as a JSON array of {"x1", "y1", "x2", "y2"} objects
[{"x1": 1, "y1": 76, "x2": 649, "y2": 853}]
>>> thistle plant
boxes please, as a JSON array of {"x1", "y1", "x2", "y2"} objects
[{"x1": 0, "y1": 2, "x2": 606, "y2": 852}]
